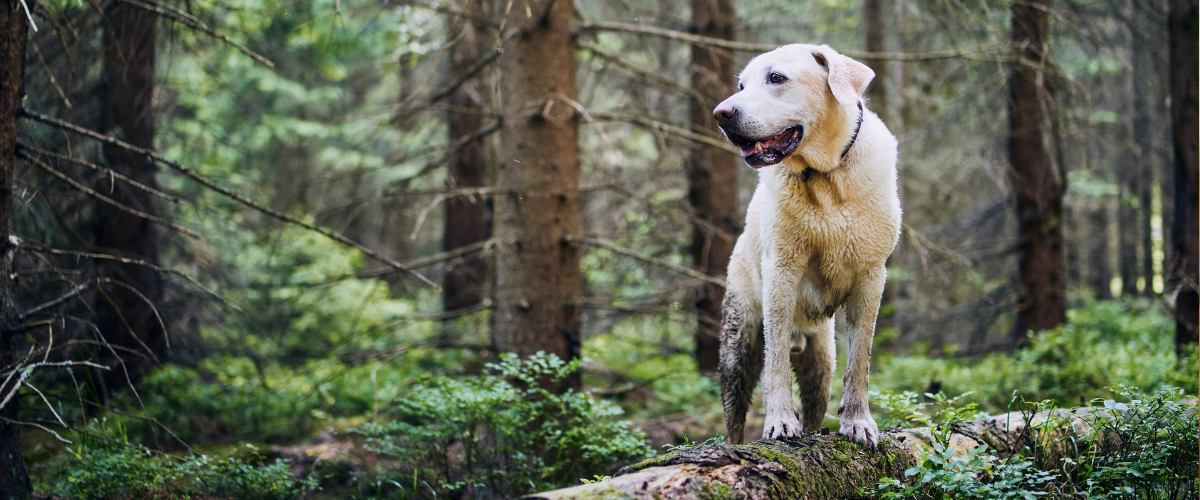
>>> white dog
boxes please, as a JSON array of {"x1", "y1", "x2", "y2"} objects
[{"x1": 713, "y1": 44, "x2": 901, "y2": 447}]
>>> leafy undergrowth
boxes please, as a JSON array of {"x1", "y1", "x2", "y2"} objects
[
  {"x1": 349, "y1": 352, "x2": 653, "y2": 498},
  {"x1": 35, "y1": 443, "x2": 316, "y2": 500},
  {"x1": 874, "y1": 299, "x2": 1199, "y2": 412},
  {"x1": 873, "y1": 386, "x2": 1199, "y2": 500}
]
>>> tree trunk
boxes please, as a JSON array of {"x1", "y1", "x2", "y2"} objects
[
  {"x1": 1007, "y1": 0, "x2": 1065, "y2": 342},
  {"x1": 864, "y1": 0, "x2": 896, "y2": 341},
  {"x1": 443, "y1": 0, "x2": 491, "y2": 312},
  {"x1": 96, "y1": 0, "x2": 165, "y2": 384},
  {"x1": 492, "y1": 0, "x2": 581, "y2": 385},
  {"x1": 1087, "y1": 203, "x2": 1113, "y2": 300},
  {"x1": 863, "y1": 0, "x2": 887, "y2": 122},
  {"x1": 1119, "y1": 17, "x2": 1144, "y2": 298},
  {"x1": 1118, "y1": 167, "x2": 1141, "y2": 296},
  {"x1": 527, "y1": 410, "x2": 1084, "y2": 500},
  {"x1": 0, "y1": 0, "x2": 31, "y2": 496},
  {"x1": 687, "y1": 0, "x2": 738, "y2": 373},
  {"x1": 1130, "y1": 6, "x2": 1158, "y2": 298},
  {"x1": 1168, "y1": 0, "x2": 1199, "y2": 347}
]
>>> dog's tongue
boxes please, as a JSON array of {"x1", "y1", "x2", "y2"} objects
[{"x1": 739, "y1": 129, "x2": 799, "y2": 157}]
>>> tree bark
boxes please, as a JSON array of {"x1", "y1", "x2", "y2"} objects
[
  {"x1": 0, "y1": 0, "x2": 31, "y2": 496},
  {"x1": 492, "y1": 0, "x2": 581, "y2": 386},
  {"x1": 96, "y1": 0, "x2": 165, "y2": 383},
  {"x1": 687, "y1": 0, "x2": 738, "y2": 373},
  {"x1": 527, "y1": 410, "x2": 1085, "y2": 500},
  {"x1": 1007, "y1": 0, "x2": 1065, "y2": 341},
  {"x1": 442, "y1": 0, "x2": 491, "y2": 312},
  {"x1": 1168, "y1": 0, "x2": 1199, "y2": 347}
]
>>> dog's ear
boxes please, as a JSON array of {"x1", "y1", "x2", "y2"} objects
[{"x1": 811, "y1": 46, "x2": 874, "y2": 106}]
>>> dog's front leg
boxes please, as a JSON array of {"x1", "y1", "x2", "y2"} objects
[
  {"x1": 761, "y1": 265, "x2": 801, "y2": 439},
  {"x1": 838, "y1": 264, "x2": 886, "y2": 447}
]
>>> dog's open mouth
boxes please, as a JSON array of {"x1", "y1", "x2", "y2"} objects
[{"x1": 724, "y1": 125, "x2": 803, "y2": 167}]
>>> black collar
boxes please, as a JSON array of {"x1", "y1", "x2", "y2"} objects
[
  {"x1": 840, "y1": 100, "x2": 865, "y2": 160},
  {"x1": 798, "y1": 100, "x2": 864, "y2": 182}
]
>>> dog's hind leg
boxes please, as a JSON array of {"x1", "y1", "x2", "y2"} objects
[
  {"x1": 792, "y1": 318, "x2": 835, "y2": 433},
  {"x1": 719, "y1": 294, "x2": 762, "y2": 445}
]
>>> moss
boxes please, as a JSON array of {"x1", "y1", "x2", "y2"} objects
[
  {"x1": 569, "y1": 484, "x2": 637, "y2": 500},
  {"x1": 746, "y1": 445, "x2": 806, "y2": 494},
  {"x1": 623, "y1": 453, "x2": 677, "y2": 473},
  {"x1": 697, "y1": 480, "x2": 736, "y2": 500}
]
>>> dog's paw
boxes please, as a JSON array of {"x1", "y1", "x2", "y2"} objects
[
  {"x1": 762, "y1": 409, "x2": 802, "y2": 440},
  {"x1": 838, "y1": 413, "x2": 879, "y2": 448}
]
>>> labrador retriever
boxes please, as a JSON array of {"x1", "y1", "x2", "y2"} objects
[{"x1": 713, "y1": 44, "x2": 900, "y2": 447}]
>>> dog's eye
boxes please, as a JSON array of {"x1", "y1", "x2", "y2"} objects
[
  {"x1": 768, "y1": 72, "x2": 788, "y2": 85},
  {"x1": 738, "y1": 82, "x2": 744, "y2": 91}
]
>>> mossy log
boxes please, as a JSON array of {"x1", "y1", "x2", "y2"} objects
[{"x1": 527, "y1": 410, "x2": 1092, "y2": 500}]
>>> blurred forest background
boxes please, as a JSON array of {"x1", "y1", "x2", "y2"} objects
[{"x1": 0, "y1": 0, "x2": 1196, "y2": 497}]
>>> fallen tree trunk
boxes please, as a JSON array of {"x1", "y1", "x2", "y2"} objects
[{"x1": 528, "y1": 410, "x2": 1084, "y2": 500}]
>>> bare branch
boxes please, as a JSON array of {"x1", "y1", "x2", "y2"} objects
[
  {"x1": 117, "y1": 0, "x2": 275, "y2": 68},
  {"x1": 565, "y1": 235, "x2": 726, "y2": 287},
  {"x1": 0, "y1": 416, "x2": 72, "y2": 444},
  {"x1": 606, "y1": 184, "x2": 735, "y2": 243},
  {"x1": 428, "y1": 49, "x2": 501, "y2": 104},
  {"x1": 410, "y1": 187, "x2": 505, "y2": 240},
  {"x1": 17, "y1": 148, "x2": 203, "y2": 240},
  {"x1": 41, "y1": 390, "x2": 196, "y2": 454},
  {"x1": 19, "y1": 109, "x2": 439, "y2": 290},
  {"x1": 14, "y1": 279, "x2": 98, "y2": 323},
  {"x1": 20, "y1": 242, "x2": 236, "y2": 306},
  {"x1": 588, "y1": 112, "x2": 739, "y2": 155},
  {"x1": 578, "y1": 21, "x2": 1002, "y2": 61},
  {"x1": 904, "y1": 223, "x2": 973, "y2": 267},
  {"x1": 580, "y1": 43, "x2": 712, "y2": 106},
  {"x1": 21, "y1": 143, "x2": 193, "y2": 209},
  {"x1": 18, "y1": 241, "x2": 237, "y2": 310}
]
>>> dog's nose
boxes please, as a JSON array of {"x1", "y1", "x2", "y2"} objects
[{"x1": 713, "y1": 105, "x2": 738, "y2": 125}]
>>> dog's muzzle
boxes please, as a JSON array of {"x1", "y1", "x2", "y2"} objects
[{"x1": 721, "y1": 125, "x2": 804, "y2": 168}]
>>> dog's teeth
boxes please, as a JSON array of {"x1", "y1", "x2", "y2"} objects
[{"x1": 755, "y1": 143, "x2": 764, "y2": 152}]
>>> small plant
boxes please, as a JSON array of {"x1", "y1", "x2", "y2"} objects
[
  {"x1": 352, "y1": 351, "x2": 653, "y2": 499},
  {"x1": 871, "y1": 389, "x2": 985, "y2": 429},
  {"x1": 661, "y1": 434, "x2": 723, "y2": 452}
]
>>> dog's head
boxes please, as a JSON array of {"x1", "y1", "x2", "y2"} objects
[{"x1": 714, "y1": 44, "x2": 874, "y2": 170}]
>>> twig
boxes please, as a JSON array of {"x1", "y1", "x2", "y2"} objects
[
  {"x1": 21, "y1": 143, "x2": 193, "y2": 209},
  {"x1": 250, "y1": 238, "x2": 497, "y2": 288},
  {"x1": 23, "y1": 380, "x2": 67, "y2": 428},
  {"x1": 578, "y1": 21, "x2": 1000, "y2": 61},
  {"x1": 607, "y1": 184, "x2": 735, "y2": 243},
  {"x1": 410, "y1": 187, "x2": 505, "y2": 240},
  {"x1": 0, "y1": 361, "x2": 109, "y2": 412},
  {"x1": 580, "y1": 43, "x2": 711, "y2": 106},
  {"x1": 94, "y1": 286, "x2": 163, "y2": 366},
  {"x1": 565, "y1": 235, "x2": 726, "y2": 287},
  {"x1": 14, "y1": 279, "x2": 98, "y2": 323},
  {"x1": 904, "y1": 223, "x2": 973, "y2": 267},
  {"x1": 340, "y1": 337, "x2": 494, "y2": 364},
  {"x1": 41, "y1": 390, "x2": 196, "y2": 454},
  {"x1": 19, "y1": 109, "x2": 438, "y2": 290},
  {"x1": 0, "y1": 416, "x2": 72, "y2": 444},
  {"x1": 17, "y1": 149, "x2": 203, "y2": 240},
  {"x1": 588, "y1": 112, "x2": 739, "y2": 155},
  {"x1": 428, "y1": 49, "x2": 501, "y2": 103},
  {"x1": 19, "y1": 242, "x2": 238, "y2": 310},
  {"x1": 99, "y1": 278, "x2": 171, "y2": 350},
  {"x1": 117, "y1": 0, "x2": 275, "y2": 68}
]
